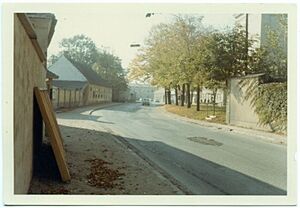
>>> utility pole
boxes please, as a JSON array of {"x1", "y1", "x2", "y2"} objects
[{"x1": 245, "y1": 13, "x2": 249, "y2": 72}]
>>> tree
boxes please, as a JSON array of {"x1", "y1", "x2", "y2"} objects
[
  {"x1": 59, "y1": 34, "x2": 98, "y2": 66},
  {"x1": 92, "y1": 50, "x2": 128, "y2": 101},
  {"x1": 128, "y1": 15, "x2": 210, "y2": 108},
  {"x1": 204, "y1": 26, "x2": 258, "y2": 106},
  {"x1": 47, "y1": 54, "x2": 60, "y2": 67}
]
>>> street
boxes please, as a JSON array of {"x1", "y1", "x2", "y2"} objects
[{"x1": 63, "y1": 102, "x2": 286, "y2": 195}]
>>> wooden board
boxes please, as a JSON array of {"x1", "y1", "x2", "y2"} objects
[{"x1": 34, "y1": 87, "x2": 71, "y2": 182}]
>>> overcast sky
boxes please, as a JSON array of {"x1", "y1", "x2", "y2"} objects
[{"x1": 48, "y1": 12, "x2": 235, "y2": 69}]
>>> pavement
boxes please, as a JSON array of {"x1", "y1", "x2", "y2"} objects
[
  {"x1": 31, "y1": 102, "x2": 287, "y2": 195},
  {"x1": 89, "y1": 102, "x2": 287, "y2": 195},
  {"x1": 29, "y1": 102, "x2": 182, "y2": 195}
]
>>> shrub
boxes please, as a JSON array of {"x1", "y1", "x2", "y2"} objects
[{"x1": 252, "y1": 82, "x2": 287, "y2": 132}]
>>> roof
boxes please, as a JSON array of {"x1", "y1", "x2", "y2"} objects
[
  {"x1": 69, "y1": 59, "x2": 112, "y2": 88},
  {"x1": 49, "y1": 55, "x2": 112, "y2": 88},
  {"x1": 48, "y1": 56, "x2": 87, "y2": 81},
  {"x1": 230, "y1": 73, "x2": 266, "y2": 80},
  {"x1": 52, "y1": 80, "x2": 87, "y2": 90},
  {"x1": 230, "y1": 73, "x2": 286, "y2": 83},
  {"x1": 46, "y1": 70, "x2": 59, "y2": 79}
]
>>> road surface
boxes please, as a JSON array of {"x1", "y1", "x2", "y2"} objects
[{"x1": 90, "y1": 103, "x2": 286, "y2": 195}]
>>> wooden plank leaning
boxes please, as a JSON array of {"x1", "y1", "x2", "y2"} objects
[{"x1": 34, "y1": 87, "x2": 71, "y2": 182}]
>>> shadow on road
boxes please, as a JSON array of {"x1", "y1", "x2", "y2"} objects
[
  {"x1": 56, "y1": 111, "x2": 115, "y2": 124},
  {"x1": 99, "y1": 103, "x2": 162, "y2": 113},
  {"x1": 43, "y1": 124, "x2": 286, "y2": 195},
  {"x1": 117, "y1": 136, "x2": 286, "y2": 195}
]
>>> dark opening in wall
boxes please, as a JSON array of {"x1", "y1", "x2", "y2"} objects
[
  {"x1": 32, "y1": 91, "x2": 60, "y2": 181},
  {"x1": 32, "y1": 91, "x2": 43, "y2": 173}
]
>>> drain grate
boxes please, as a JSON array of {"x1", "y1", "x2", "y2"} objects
[{"x1": 187, "y1": 137, "x2": 223, "y2": 146}]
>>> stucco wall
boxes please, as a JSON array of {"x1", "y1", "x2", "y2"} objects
[
  {"x1": 86, "y1": 84, "x2": 112, "y2": 104},
  {"x1": 52, "y1": 88, "x2": 84, "y2": 109},
  {"x1": 227, "y1": 77, "x2": 270, "y2": 131},
  {"x1": 14, "y1": 15, "x2": 47, "y2": 194}
]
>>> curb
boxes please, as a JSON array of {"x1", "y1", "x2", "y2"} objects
[
  {"x1": 159, "y1": 106, "x2": 286, "y2": 145},
  {"x1": 89, "y1": 103, "x2": 123, "y2": 115}
]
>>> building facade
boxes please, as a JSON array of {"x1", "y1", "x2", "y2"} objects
[
  {"x1": 14, "y1": 13, "x2": 57, "y2": 194},
  {"x1": 48, "y1": 55, "x2": 112, "y2": 108},
  {"x1": 234, "y1": 13, "x2": 286, "y2": 49},
  {"x1": 129, "y1": 83, "x2": 156, "y2": 100}
]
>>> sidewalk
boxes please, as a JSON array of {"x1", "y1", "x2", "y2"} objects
[
  {"x1": 159, "y1": 106, "x2": 286, "y2": 145},
  {"x1": 29, "y1": 102, "x2": 183, "y2": 194}
]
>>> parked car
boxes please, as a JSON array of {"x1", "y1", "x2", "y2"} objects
[{"x1": 142, "y1": 98, "x2": 150, "y2": 106}]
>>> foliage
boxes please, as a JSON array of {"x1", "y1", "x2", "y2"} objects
[
  {"x1": 127, "y1": 14, "x2": 288, "y2": 130},
  {"x1": 59, "y1": 34, "x2": 98, "y2": 66},
  {"x1": 251, "y1": 82, "x2": 287, "y2": 132},
  {"x1": 47, "y1": 54, "x2": 60, "y2": 67},
  {"x1": 259, "y1": 14, "x2": 287, "y2": 79},
  {"x1": 92, "y1": 50, "x2": 128, "y2": 100},
  {"x1": 48, "y1": 34, "x2": 128, "y2": 100},
  {"x1": 128, "y1": 15, "x2": 210, "y2": 89}
]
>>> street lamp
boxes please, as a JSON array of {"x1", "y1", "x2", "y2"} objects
[{"x1": 130, "y1": 44, "x2": 141, "y2": 47}]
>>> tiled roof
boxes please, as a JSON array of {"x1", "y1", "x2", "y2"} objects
[{"x1": 52, "y1": 80, "x2": 87, "y2": 90}]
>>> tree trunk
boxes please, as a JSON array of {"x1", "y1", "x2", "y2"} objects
[
  {"x1": 196, "y1": 84, "x2": 200, "y2": 111},
  {"x1": 223, "y1": 80, "x2": 228, "y2": 107},
  {"x1": 164, "y1": 87, "x2": 168, "y2": 105},
  {"x1": 187, "y1": 83, "x2": 191, "y2": 108},
  {"x1": 190, "y1": 89, "x2": 194, "y2": 104},
  {"x1": 181, "y1": 84, "x2": 185, "y2": 106},
  {"x1": 213, "y1": 91, "x2": 216, "y2": 115},
  {"x1": 167, "y1": 87, "x2": 171, "y2": 104},
  {"x1": 175, "y1": 86, "x2": 178, "y2": 105}
]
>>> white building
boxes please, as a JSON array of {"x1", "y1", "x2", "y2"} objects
[
  {"x1": 129, "y1": 83, "x2": 156, "y2": 100},
  {"x1": 234, "y1": 13, "x2": 286, "y2": 49},
  {"x1": 154, "y1": 87, "x2": 224, "y2": 106}
]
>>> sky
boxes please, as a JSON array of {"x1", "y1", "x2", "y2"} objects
[{"x1": 48, "y1": 12, "x2": 235, "y2": 69}]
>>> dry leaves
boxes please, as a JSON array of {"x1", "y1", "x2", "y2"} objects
[{"x1": 85, "y1": 158, "x2": 125, "y2": 189}]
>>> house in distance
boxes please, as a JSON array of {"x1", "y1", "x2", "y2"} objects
[{"x1": 48, "y1": 55, "x2": 112, "y2": 108}]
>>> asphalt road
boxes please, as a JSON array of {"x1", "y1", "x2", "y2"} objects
[{"x1": 91, "y1": 103, "x2": 287, "y2": 195}]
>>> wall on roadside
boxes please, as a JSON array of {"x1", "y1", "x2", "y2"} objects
[
  {"x1": 52, "y1": 88, "x2": 84, "y2": 109},
  {"x1": 14, "y1": 15, "x2": 47, "y2": 194},
  {"x1": 227, "y1": 77, "x2": 271, "y2": 131},
  {"x1": 86, "y1": 84, "x2": 112, "y2": 105}
]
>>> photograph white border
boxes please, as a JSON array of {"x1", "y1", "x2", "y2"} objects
[{"x1": 2, "y1": 2, "x2": 297, "y2": 205}]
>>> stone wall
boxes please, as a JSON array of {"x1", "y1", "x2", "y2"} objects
[{"x1": 14, "y1": 15, "x2": 47, "y2": 193}]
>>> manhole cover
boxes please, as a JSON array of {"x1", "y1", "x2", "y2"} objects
[{"x1": 187, "y1": 137, "x2": 223, "y2": 146}]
